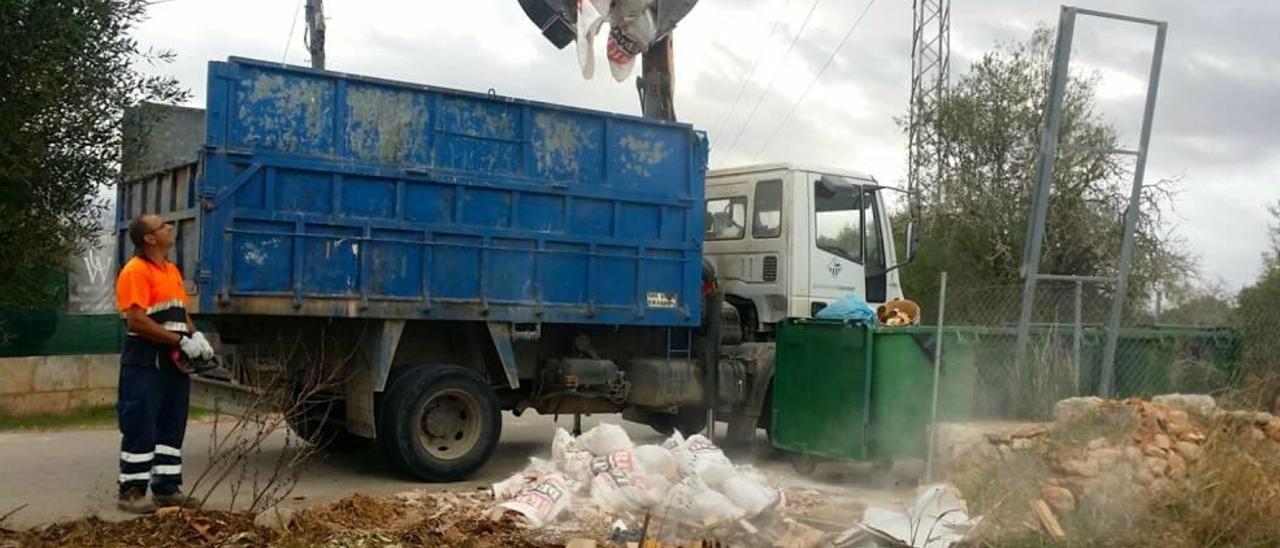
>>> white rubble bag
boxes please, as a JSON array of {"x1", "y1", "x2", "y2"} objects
[
  {"x1": 590, "y1": 449, "x2": 639, "y2": 476},
  {"x1": 575, "y1": 0, "x2": 611, "y2": 79},
  {"x1": 492, "y1": 457, "x2": 556, "y2": 501},
  {"x1": 673, "y1": 434, "x2": 736, "y2": 487},
  {"x1": 719, "y1": 467, "x2": 780, "y2": 517},
  {"x1": 486, "y1": 472, "x2": 574, "y2": 529},
  {"x1": 634, "y1": 445, "x2": 679, "y2": 482},
  {"x1": 660, "y1": 431, "x2": 685, "y2": 450},
  {"x1": 604, "y1": 0, "x2": 657, "y2": 81},
  {"x1": 552, "y1": 427, "x2": 596, "y2": 489},
  {"x1": 659, "y1": 475, "x2": 745, "y2": 527},
  {"x1": 576, "y1": 423, "x2": 635, "y2": 455},
  {"x1": 590, "y1": 468, "x2": 671, "y2": 513}
]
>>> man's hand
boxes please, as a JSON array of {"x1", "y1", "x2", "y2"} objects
[
  {"x1": 178, "y1": 335, "x2": 204, "y2": 361},
  {"x1": 192, "y1": 332, "x2": 215, "y2": 360},
  {"x1": 181, "y1": 332, "x2": 215, "y2": 361}
]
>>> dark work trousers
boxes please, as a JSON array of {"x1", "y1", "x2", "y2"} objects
[{"x1": 117, "y1": 360, "x2": 190, "y2": 495}]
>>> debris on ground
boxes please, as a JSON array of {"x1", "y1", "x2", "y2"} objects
[
  {"x1": 0, "y1": 424, "x2": 851, "y2": 547},
  {"x1": 485, "y1": 424, "x2": 831, "y2": 547},
  {"x1": 949, "y1": 394, "x2": 1280, "y2": 547},
  {"x1": 851, "y1": 483, "x2": 979, "y2": 548},
  {"x1": 0, "y1": 509, "x2": 272, "y2": 547}
]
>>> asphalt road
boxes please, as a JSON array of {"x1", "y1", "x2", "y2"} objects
[{"x1": 0, "y1": 413, "x2": 913, "y2": 530}]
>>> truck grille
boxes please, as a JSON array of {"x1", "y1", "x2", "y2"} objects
[{"x1": 762, "y1": 256, "x2": 777, "y2": 282}]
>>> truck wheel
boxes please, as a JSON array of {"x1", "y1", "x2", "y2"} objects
[
  {"x1": 649, "y1": 407, "x2": 708, "y2": 437},
  {"x1": 286, "y1": 397, "x2": 372, "y2": 453},
  {"x1": 377, "y1": 364, "x2": 501, "y2": 482}
]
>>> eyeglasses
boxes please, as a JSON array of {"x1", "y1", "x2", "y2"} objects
[{"x1": 147, "y1": 221, "x2": 173, "y2": 234}]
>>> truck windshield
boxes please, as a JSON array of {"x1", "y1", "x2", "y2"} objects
[{"x1": 814, "y1": 177, "x2": 866, "y2": 264}]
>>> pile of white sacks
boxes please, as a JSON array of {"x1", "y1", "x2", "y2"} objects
[{"x1": 487, "y1": 423, "x2": 781, "y2": 529}]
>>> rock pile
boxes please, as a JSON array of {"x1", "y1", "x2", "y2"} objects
[{"x1": 953, "y1": 394, "x2": 1280, "y2": 540}]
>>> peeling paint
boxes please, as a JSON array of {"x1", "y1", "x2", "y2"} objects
[
  {"x1": 238, "y1": 72, "x2": 331, "y2": 153},
  {"x1": 242, "y1": 242, "x2": 267, "y2": 266},
  {"x1": 441, "y1": 97, "x2": 515, "y2": 139},
  {"x1": 620, "y1": 133, "x2": 669, "y2": 177},
  {"x1": 347, "y1": 87, "x2": 428, "y2": 164},
  {"x1": 533, "y1": 113, "x2": 587, "y2": 178}
]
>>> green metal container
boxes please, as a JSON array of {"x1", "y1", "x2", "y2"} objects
[
  {"x1": 772, "y1": 319, "x2": 1244, "y2": 466},
  {"x1": 771, "y1": 319, "x2": 978, "y2": 463}
]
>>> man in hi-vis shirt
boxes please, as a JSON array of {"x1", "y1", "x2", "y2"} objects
[{"x1": 114, "y1": 213, "x2": 214, "y2": 513}]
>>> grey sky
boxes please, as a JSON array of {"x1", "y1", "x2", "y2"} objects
[{"x1": 131, "y1": 0, "x2": 1278, "y2": 291}]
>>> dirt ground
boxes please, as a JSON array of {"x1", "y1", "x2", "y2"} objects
[{"x1": 0, "y1": 413, "x2": 913, "y2": 547}]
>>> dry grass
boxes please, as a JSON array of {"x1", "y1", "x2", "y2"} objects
[
  {"x1": 1044, "y1": 405, "x2": 1134, "y2": 452},
  {"x1": 1218, "y1": 370, "x2": 1280, "y2": 415},
  {"x1": 1137, "y1": 419, "x2": 1280, "y2": 548}
]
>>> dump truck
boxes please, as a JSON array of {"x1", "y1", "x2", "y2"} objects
[{"x1": 118, "y1": 58, "x2": 913, "y2": 480}]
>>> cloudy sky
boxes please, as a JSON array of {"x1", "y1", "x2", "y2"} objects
[{"x1": 132, "y1": 0, "x2": 1278, "y2": 291}]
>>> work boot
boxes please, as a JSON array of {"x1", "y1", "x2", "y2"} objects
[
  {"x1": 152, "y1": 491, "x2": 200, "y2": 509},
  {"x1": 117, "y1": 487, "x2": 156, "y2": 514}
]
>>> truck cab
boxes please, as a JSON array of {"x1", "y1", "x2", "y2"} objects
[{"x1": 703, "y1": 164, "x2": 905, "y2": 340}]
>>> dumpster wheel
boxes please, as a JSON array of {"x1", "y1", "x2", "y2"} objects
[
  {"x1": 377, "y1": 364, "x2": 501, "y2": 482},
  {"x1": 790, "y1": 453, "x2": 817, "y2": 476}
]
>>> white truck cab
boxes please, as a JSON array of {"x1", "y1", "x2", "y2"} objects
[{"x1": 704, "y1": 163, "x2": 908, "y2": 339}]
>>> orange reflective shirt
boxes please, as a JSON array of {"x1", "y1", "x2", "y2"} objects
[{"x1": 116, "y1": 256, "x2": 190, "y2": 366}]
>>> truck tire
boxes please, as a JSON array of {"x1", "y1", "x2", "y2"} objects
[
  {"x1": 377, "y1": 364, "x2": 501, "y2": 482},
  {"x1": 286, "y1": 396, "x2": 372, "y2": 453},
  {"x1": 649, "y1": 407, "x2": 708, "y2": 437}
]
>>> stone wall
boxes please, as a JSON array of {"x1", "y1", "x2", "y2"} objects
[{"x1": 0, "y1": 354, "x2": 119, "y2": 416}]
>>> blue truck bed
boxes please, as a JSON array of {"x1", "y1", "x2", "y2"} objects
[{"x1": 129, "y1": 58, "x2": 708, "y2": 327}]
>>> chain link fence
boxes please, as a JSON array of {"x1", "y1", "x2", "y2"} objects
[{"x1": 927, "y1": 280, "x2": 1273, "y2": 420}]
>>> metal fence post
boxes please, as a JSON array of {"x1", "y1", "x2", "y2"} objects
[
  {"x1": 1014, "y1": 6, "x2": 1077, "y2": 389},
  {"x1": 925, "y1": 271, "x2": 948, "y2": 484},
  {"x1": 1073, "y1": 280, "x2": 1083, "y2": 395},
  {"x1": 1099, "y1": 21, "x2": 1168, "y2": 398}
]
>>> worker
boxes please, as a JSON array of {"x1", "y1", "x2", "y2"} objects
[{"x1": 114, "y1": 213, "x2": 215, "y2": 513}]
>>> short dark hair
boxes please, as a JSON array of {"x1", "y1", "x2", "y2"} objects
[{"x1": 128, "y1": 214, "x2": 156, "y2": 251}]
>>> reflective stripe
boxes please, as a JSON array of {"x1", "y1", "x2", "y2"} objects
[
  {"x1": 119, "y1": 472, "x2": 151, "y2": 482},
  {"x1": 161, "y1": 322, "x2": 189, "y2": 333},
  {"x1": 120, "y1": 451, "x2": 153, "y2": 463},
  {"x1": 155, "y1": 445, "x2": 182, "y2": 457},
  {"x1": 152, "y1": 464, "x2": 182, "y2": 475},
  {"x1": 146, "y1": 299, "x2": 186, "y2": 315}
]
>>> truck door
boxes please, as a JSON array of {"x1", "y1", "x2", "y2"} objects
[
  {"x1": 863, "y1": 189, "x2": 889, "y2": 303},
  {"x1": 807, "y1": 175, "x2": 867, "y2": 314}
]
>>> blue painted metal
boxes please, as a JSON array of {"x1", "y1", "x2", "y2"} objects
[{"x1": 195, "y1": 58, "x2": 707, "y2": 327}]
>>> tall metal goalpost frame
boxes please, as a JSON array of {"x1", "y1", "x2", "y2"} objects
[{"x1": 1014, "y1": 6, "x2": 1169, "y2": 398}]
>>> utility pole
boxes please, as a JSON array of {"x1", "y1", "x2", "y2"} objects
[
  {"x1": 907, "y1": 0, "x2": 950, "y2": 208},
  {"x1": 637, "y1": 36, "x2": 676, "y2": 122},
  {"x1": 305, "y1": 0, "x2": 326, "y2": 70}
]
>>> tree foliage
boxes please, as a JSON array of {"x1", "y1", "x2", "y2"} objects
[
  {"x1": 0, "y1": 0, "x2": 188, "y2": 312},
  {"x1": 898, "y1": 27, "x2": 1191, "y2": 322},
  {"x1": 1233, "y1": 202, "x2": 1280, "y2": 389}
]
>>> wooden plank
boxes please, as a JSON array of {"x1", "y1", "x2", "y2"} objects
[{"x1": 1031, "y1": 499, "x2": 1066, "y2": 540}]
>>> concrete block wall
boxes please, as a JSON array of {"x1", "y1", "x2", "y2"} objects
[{"x1": 0, "y1": 355, "x2": 119, "y2": 416}]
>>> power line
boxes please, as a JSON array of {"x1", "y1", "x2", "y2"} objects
[
  {"x1": 717, "y1": 0, "x2": 823, "y2": 167},
  {"x1": 282, "y1": 0, "x2": 305, "y2": 63},
  {"x1": 752, "y1": 0, "x2": 879, "y2": 161},
  {"x1": 709, "y1": 0, "x2": 794, "y2": 141}
]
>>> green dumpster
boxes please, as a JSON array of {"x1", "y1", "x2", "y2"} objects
[{"x1": 771, "y1": 319, "x2": 978, "y2": 465}]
